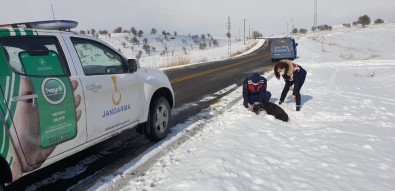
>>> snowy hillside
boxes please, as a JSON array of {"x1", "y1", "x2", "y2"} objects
[
  {"x1": 98, "y1": 33, "x2": 259, "y2": 69},
  {"x1": 88, "y1": 22, "x2": 395, "y2": 191}
]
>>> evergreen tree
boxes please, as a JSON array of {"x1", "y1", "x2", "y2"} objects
[{"x1": 358, "y1": 15, "x2": 371, "y2": 28}]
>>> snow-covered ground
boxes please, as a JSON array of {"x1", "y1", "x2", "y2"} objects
[{"x1": 87, "y1": 23, "x2": 395, "y2": 191}]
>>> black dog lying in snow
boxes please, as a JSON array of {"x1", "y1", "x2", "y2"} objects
[{"x1": 253, "y1": 102, "x2": 289, "y2": 122}]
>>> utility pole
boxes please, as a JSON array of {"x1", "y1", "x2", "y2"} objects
[
  {"x1": 239, "y1": 27, "x2": 241, "y2": 42},
  {"x1": 226, "y1": 17, "x2": 232, "y2": 57},
  {"x1": 314, "y1": 0, "x2": 318, "y2": 32},
  {"x1": 286, "y1": 22, "x2": 289, "y2": 34},
  {"x1": 243, "y1": 19, "x2": 246, "y2": 45},
  {"x1": 249, "y1": 25, "x2": 251, "y2": 41},
  {"x1": 292, "y1": 18, "x2": 294, "y2": 32}
]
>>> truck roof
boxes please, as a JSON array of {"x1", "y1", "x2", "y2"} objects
[{"x1": 0, "y1": 20, "x2": 78, "y2": 33}]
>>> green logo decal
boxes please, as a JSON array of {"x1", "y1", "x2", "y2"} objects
[
  {"x1": 39, "y1": 58, "x2": 47, "y2": 66},
  {"x1": 41, "y1": 78, "x2": 66, "y2": 104}
]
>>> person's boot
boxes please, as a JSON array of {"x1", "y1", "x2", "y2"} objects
[
  {"x1": 279, "y1": 101, "x2": 283, "y2": 105},
  {"x1": 296, "y1": 105, "x2": 301, "y2": 111}
]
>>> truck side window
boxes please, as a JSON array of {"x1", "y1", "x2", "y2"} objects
[
  {"x1": 0, "y1": 36, "x2": 69, "y2": 76},
  {"x1": 71, "y1": 38, "x2": 125, "y2": 75}
]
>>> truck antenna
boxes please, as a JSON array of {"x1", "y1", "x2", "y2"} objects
[{"x1": 51, "y1": 4, "x2": 56, "y2": 20}]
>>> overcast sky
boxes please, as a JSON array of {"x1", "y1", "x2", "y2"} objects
[{"x1": 1, "y1": 0, "x2": 394, "y2": 37}]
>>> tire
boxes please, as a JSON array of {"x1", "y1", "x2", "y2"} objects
[{"x1": 147, "y1": 97, "x2": 171, "y2": 141}]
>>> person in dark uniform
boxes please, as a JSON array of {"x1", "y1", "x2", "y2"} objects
[
  {"x1": 274, "y1": 59, "x2": 307, "y2": 111},
  {"x1": 242, "y1": 73, "x2": 271, "y2": 111},
  {"x1": 291, "y1": 38, "x2": 297, "y2": 59}
]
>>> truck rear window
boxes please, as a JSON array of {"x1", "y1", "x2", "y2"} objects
[{"x1": 1, "y1": 36, "x2": 69, "y2": 76}]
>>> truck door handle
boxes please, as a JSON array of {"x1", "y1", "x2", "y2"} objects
[
  {"x1": 86, "y1": 84, "x2": 102, "y2": 92},
  {"x1": 11, "y1": 94, "x2": 38, "y2": 102}
]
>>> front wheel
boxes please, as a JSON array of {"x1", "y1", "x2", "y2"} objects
[{"x1": 147, "y1": 97, "x2": 171, "y2": 141}]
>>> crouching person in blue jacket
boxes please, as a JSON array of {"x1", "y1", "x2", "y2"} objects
[{"x1": 243, "y1": 73, "x2": 272, "y2": 111}]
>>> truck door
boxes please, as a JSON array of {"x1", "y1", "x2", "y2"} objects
[
  {"x1": 64, "y1": 36, "x2": 141, "y2": 142},
  {"x1": 0, "y1": 35, "x2": 87, "y2": 172}
]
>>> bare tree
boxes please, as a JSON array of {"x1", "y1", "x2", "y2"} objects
[
  {"x1": 99, "y1": 30, "x2": 109, "y2": 35},
  {"x1": 183, "y1": 47, "x2": 187, "y2": 55},
  {"x1": 130, "y1": 27, "x2": 137, "y2": 35},
  {"x1": 113, "y1": 27, "x2": 122, "y2": 33},
  {"x1": 142, "y1": 44, "x2": 150, "y2": 55},
  {"x1": 199, "y1": 42, "x2": 207, "y2": 50},
  {"x1": 201, "y1": 34, "x2": 206, "y2": 41},
  {"x1": 136, "y1": 50, "x2": 143, "y2": 60},
  {"x1": 138, "y1": 30, "x2": 144, "y2": 37},
  {"x1": 299, "y1": 28, "x2": 308, "y2": 34},
  {"x1": 374, "y1": 18, "x2": 384, "y2": 24},
  {"x1": 213, "y1": 39, "x2": 219, "y2": 47},
  {"x1": 252, "y1": 31, "x2": 263, "y2": 39},
  {"x1": 131, "y1": 36, "x2": 139, "y2": 45}
]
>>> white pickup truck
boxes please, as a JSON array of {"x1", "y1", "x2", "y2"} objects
[{"x1": 0, "y1": 20, "x2": 174, "y2": 187}]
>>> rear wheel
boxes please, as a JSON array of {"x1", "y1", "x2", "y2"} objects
[{"x1": 147, "y1": 97, "x2": 171, "y2": 141}]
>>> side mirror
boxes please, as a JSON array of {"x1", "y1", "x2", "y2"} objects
[
  {"x1": 127, "y1": 59, "x2": 138, "y2": 73},
  {"x1": 296, "y1": 43, "x2": 298, "y2": 46}
]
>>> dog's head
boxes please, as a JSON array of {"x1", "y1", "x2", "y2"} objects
[{"x1": 253, "y1": 103, "x2": 266, "y2": 115}]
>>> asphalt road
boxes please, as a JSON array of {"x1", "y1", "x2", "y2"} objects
[
  {"x1": 166, "y1": 42, "x2": 274, "y2": 127},
  {"x1": 6, "y1": 40, "x2": 275, "y2": 191}
]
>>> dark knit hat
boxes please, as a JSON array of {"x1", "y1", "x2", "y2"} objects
[{"x1": 251, "y1": 73, "x2": 261, "y2": 85}]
